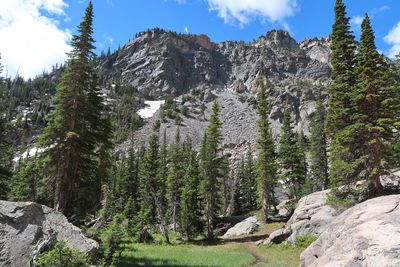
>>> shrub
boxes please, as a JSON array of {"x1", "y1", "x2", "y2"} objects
[
  {"x1": 35, "y1": 241, "x2": 90, "y2": 267},
  {"x1": 294, "y1": 235, "x2": 317, "y2": 248},
  {"x1": 181, "y1": 105, "x2": 188, "y2": 116}
]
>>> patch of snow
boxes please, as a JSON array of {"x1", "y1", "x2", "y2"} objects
[
  {"x1": 137, "y1": 100, "x2": 165, "y2": 119},
  {"x1": 13, "y1": 146, "x2": 47, "y2": 162}
]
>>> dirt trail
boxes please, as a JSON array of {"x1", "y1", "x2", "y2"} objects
[{"x1": 242, "y1": 242, "x2": 266, "y2": 266}]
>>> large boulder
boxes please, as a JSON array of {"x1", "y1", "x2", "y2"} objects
[
  {"x1": 286, "y1": 190, "x2": 336, "y2": 243},
  {"x1": 221, "y1": 216, "x2": 259, "y2": 239},
  {"x1": 263, "y1": 190, "x2": 335, "y2": 245},
  {"x1": 300, "y1": 194, "x2": 400, "y2": 267},
  {"x1": 0, "y1": 201, "x2": 99, "y2": 267}
]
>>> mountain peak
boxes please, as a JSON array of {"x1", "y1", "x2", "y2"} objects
[{"x1": 253, "y1": 30, "x2": 298, "y2": 50}]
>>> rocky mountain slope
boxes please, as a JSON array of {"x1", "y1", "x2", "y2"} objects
[
  {"x1": 10, "y1": 29, "x2": 332, "y2": 174},
  {"x1": 99, "y1": 29, "x2": 331, "y2": 166}
]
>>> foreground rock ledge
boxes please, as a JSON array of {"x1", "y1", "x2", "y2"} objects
[
  {"x1": 0, "y1": 201, "x2": 99, "y2": 267},
  {"x1": 300, "y1": 194, "x2": 400, "y2": 267}
]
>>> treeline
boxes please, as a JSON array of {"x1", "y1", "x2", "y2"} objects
[{"x1": 106, "y1": 102, "x2": 224, "y2": 244}]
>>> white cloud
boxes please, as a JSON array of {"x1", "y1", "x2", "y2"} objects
[
  {"x1": 206, "y1": 0, "x2": 297, "y2": 25},
  {"x1": 351, "y1": 16, "x2": 363, "y2": 31},
  {"x1": 0, "y1": 0, "x2": 72, "y2": 79},
  {"x1": 370, "y1": 5, "x2": 390, "y2": 15},
  {"x1": 384, "y1": 22, "x2": 400, "y2": 58},
  {"x1": 184, "y1": 26, "x2": 189, "y2": 34}
]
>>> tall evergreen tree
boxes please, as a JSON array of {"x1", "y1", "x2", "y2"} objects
[
  {"x1": 180, "y1": 137, "x2": 201, "y2": 240},
  {"x1": 200, "y1": 101, "x2": 223, "y2": 239},
  {"x1": 327, "y1": 0, "x2": 358, "y2": 188},
  {"x1": 0, "y1": 58, "x2": 12, "y2": 200},
  {"x1": 167, "y1": 128, "x2": 183, "y2": 232},
  {"x1": 309, "y1": 90, "x2": 328, "y2": 192},
  {"x1": 234, "y1": 148, "x2": 256, "y2": 214},
  {"x1": 278, "y1": 108, "x2": 306, "y2": 200},
  {"x1": 136, "y1": 134, "x2": 159, "y2": 241},
  {"x1": 352, "y1": 14, "x2": 397, "y2": 194},
  {"x1": 155, "y1": 129, "x2": 170, "y2": 242},
  {"x1": 326, "y1": 0, "x2": 356, "y2": 136},
  {"x1": 39, "y1": 2, "x2": 111, "y2": 217},
  {"x1": 255, "y1": 79, "x2": 277, "y2": 222},
  {"x1": 233, "y1": 158, "x2": 246, "y2": 215},
  {"x1": 0, "y1": 117, "x2": 11, "y2": 199}
]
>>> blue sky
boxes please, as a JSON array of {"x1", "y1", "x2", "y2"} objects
[
  {"x1": 62, "y1": 0, "x2": 400, "y2": 54},
  {"x1": 1, "y1": 0, "x2": 400, "y2": 78}
]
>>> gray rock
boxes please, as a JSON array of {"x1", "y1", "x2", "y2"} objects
[
  {"x1": 221, "y1": 216, "x2": 259, "y2": 239},
  {"x1": 277, "y1": 199, "x2": 295, "y2": 217},
  {"x1": 263, "y1": 228, "x2": 292, "y2": 246},
  {"x1": 286, "y1": 190, "x2": 336, "y2": 244},
  {"x1": 300, "y1": 195, "x2": 400, "y2": 267},
  {"x1": 262, "y1": 191, "x2": 334, "y2": 246},
  {"x1": 0, "y1": 201, "x2": 99, "y2": 267},
  {"x1": 380, "y1": 169, "x2": 400, "y2": 192}
]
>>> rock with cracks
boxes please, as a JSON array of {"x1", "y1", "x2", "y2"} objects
[
  {"x1": 300, "y1": 195, "x2": 400, "y2": 267},
  {"x1": 0, "y1": 201, "x2": 99, "y2": 267}
]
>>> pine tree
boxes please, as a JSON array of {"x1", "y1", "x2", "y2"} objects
[
  {"x1": 180, "y1": 137, "x2": 201, "y2": 240},
  {"x1": 243, "y1": 148, "x2": 257, "y2": 211},
  {"x1": 200, "y1": 101, "x2": 223, "y2": 239},
  {"x1": 0, "y1": 59, "x2": 11, "y2": 199},
  {"x1": 308, "y1": 89, "x2": 328, "y2": 192},
  {"x1": 136, "y1": 134, "x2": 159, "y2": 241},
  {"x1": 234, "y1": 148, "x2": 256, "y2": 214},
  {"x1": 167, "y1": 128, "x2": 183, "y2": 232},
  {"x1": 155, "y1": 129, "x2": 170, "y2": 242},
  {"x1": 10, "y1": 157, "x2": 42, "y2": 202},
  {"x1": 0, "y1": 117, "x2": 11, "y2": 199},
  {"x1": 39, "y1": 2, "x2": 111, "y2": 217},
  {"x1": 387, "y1": 55, "x2": 400, "y2": 167},
  {"x1": 233, "y1": 158, "x2": 246, "y2": 215},
  {"x1": 278, "y1": 108, "x2": 306, "y2": 200},
  {"x1": 352, "y1": 14, "x2": 397, "y2": 194},
  {"x1": 255, "y1": 79, "x2": 277, "y2": 222},
  {"x1": 327, "y1": 0, "x2": 358, "y2": 188},
  {"x1": 326, "y1": 0, "x2": 356, "y2": 136}
]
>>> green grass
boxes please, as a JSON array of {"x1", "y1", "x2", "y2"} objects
[
  {"x1": 116, "y1": 239, "x2": 303, "y2": 267},
  {"x1": 256, "y1": 244, "x2": 303, "y2": 267},
  {"x1": 118, "y1": 242, "x2": 254, "y2": 267}
]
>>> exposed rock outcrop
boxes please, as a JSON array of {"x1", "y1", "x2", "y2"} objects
[
  {"x1": 221, "y1": 216, "x2": 259, "y2": 239},
  {"x1": 0, "y1": 201, "x2": 98, "y2": 267},
  {"x1": 300, "y1": 195, "x2": 400, "y2": 267},
  {"x1": 264, "y1": 190, "x2": 335, "y2": 245}
]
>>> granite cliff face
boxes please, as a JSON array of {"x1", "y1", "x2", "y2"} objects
[
  {"x1": 99, "y1": 29, "x2": 330, "y2": 99},
  {"x1": 101, "y1": 29, "x2": 331, "y2": 165}
]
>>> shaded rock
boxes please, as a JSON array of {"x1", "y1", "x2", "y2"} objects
[
  {"x1": 0, "y1": 201, "x2": 99, "y2": 267},
  {"x1": 263, "y1": 228, "x2": 292, "y2": 246},
  {"x1": 300, "y1": 195, "x2": 400, "y2": 267},
  {"x1": 277, "y1": 199, "x2": 295, "y2": 218},
  {"x1": 221, "y1": 216, "x2": 259, "y2": 239},
  {"x1": 380, "y1": 169, "x2": 400, "y2": 192}
]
